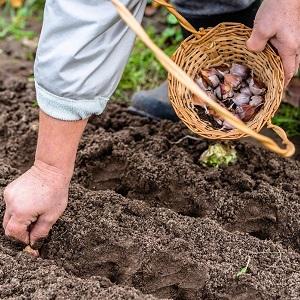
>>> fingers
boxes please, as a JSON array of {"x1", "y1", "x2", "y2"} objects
[
  {"x1": 295, "y1": 54, "x2": 300, "y2": 76},
  {"x1": 3, "y1": 210, "x2": 11, "y2": 229},
  {"x1": 3, "y1": 212, "x2": 54, "y2": 246},
  {"x1": 282, "y1": 52, "x2": 297, "y2": 86},
  {"x1": 5, "y1": 216, "x2": 30, "y2": 244},
  {"x1": 29, "y1": 215, "x2": 54, "y2": 247},
  {"x1": 271, "y1": 38, "x2": 298, "y2": 86},
  {"x1": 246, "y1": 23, "x2": 272, "y2": 53}
]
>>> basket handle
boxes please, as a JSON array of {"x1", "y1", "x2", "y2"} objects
[
  {"x1": 267, "y1": 121, "x2": 295, "y2": 152},
  {"x1": 152, "y1": 0, "x2": 198, "y2": 35},
  {"x1": 111, "y1": 0, "x2": 295, "y2": 157}
]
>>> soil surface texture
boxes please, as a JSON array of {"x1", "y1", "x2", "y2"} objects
[{"x1": 0, "y1": 42, "x2": 300, "y2": 300}]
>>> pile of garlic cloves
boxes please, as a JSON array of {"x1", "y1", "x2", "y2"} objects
[{"x1": 193, "y1": 63, "x2": 266, "y2": 130}]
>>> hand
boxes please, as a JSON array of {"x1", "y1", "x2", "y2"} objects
[
  {"x1": 2, "y1": 110, "x2": 87, "y2": 246},
  {"x1": 3, "y1": 160, "x2": 70, "y2": 246},
  {"x1": 247, "y1": 0, "x2": 300, "y2": 86}
]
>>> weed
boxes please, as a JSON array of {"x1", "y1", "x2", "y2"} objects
[
  {"x1": 273, "y1": 104, "x2": 300, "y2": 137},
  {"x1": 236, "y1": 257, "x2": 251, "y2": 279}
]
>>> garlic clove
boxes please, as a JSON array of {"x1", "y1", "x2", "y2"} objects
[
  {"x1": 240, "y1": 86, "x2": 252, "y2": 96},
  {"x1": 201, "y1": 68, "x2": 218, "y2": 78},
  {"x1": 207, "y1": 90, "x2": 218, "y2": 101},
  {"x1": 236, "y1": 104, "x2": 256, "y2": 122},
  {"x1": 215, "y1": 65, "x2": 230, "y2": 79},
  {"x1": 200, "y1": 69, "x2": 220, "y2": 88},
  {"x1": 23, "y1": 245, "x2": 39, "y2": 257},
  {"x1": 233, "y1": 93, "x2": 250, "y2": 106},
  {"x1": 224, "y1": 74, "x2": 242, "y2": 89},
  {"x1": 208, "y1": 75, "x2": 220, "y2": 88},
  {"x1": 220, "y1": 83, "x2": 234, "y2": 100},
  {"x1": 195, "y1": 77, "x2": 208, "y2": 91},
  {"x1": 249, "y1": 77, "x2": 266, "y2": 96},
  {"x1": 214, "y1": 117, "x2": 224, "y2": 126},
  {"x1": 214, "y1": 85, "x2": 222, "y2": 99},
  {"x1": 230, "y1": 63, "x2": 250, "y2": 79},
  {"x1": 249, "y1": 95, "x2": 263, "y2": 107}
]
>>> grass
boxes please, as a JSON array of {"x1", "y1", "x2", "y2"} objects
[
  {"x1": 1, "y1": 2, "x2": 299, "y2": 138},
  {"x1": 112, "y1": 16, "x2": 183, "y2": 102},
  {"x1": 272, "y1": 71, "x2": 300, "y2": 137},
  {"x1": 0, "y1": 0, "x2": 44, "y2": 40},
  {"x1": 273, "y1": 104, "x2": 300, "y2": 137}
]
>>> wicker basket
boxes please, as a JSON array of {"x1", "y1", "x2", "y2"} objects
[
  {"x1": 112, "y1": 0, "x2": 295, "y2": 157},
  {"x1": 169, "y1": 22, "x2": 284, "y2": 139}
]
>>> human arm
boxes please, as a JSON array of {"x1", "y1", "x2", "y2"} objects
[
  {"x1": 3, "y1": 111, "x2": 87, "y2": 246},
  {"x1": 247, "y1": 0, "x2": 300, "y2": 86},
  {"x1": 2, "y1": 0, "x2": 147, "y2": 245}
]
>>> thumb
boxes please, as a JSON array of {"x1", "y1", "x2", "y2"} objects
[
  {"x1": 246, "y1": 25, "x2": 270, "y2": 53},
  {"x1": 29, "y1": 216, "x2": 54, "y2": 247}
]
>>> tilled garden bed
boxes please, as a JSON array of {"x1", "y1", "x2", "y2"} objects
[{"x1": 0, "y1": 44, "x2": 300, "y2": 300}]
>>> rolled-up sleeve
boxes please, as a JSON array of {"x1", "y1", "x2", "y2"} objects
[{"x1": 34, "y1": 0, "x2": 146, "y2": 121}]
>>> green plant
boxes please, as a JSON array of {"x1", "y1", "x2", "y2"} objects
[
  {"x1": 0, "y1": 0, "x2": 44, "y2": 40},
  {"x1": 273, "y1": 104, "x2": 300, "y2": 137},
  {"x1": 199, "y1": 143, "x2": 238, "y2": 168},
  {"x1": 112, "y1": 22, "x2": 182, "y2": 102},
  {"x1": 236, "y1": 257, "x2": 251, "y2": 279}
]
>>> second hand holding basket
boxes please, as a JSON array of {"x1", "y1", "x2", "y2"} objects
[{"x1": 111, "y1": 0, "x2": 295, "y2": 157}]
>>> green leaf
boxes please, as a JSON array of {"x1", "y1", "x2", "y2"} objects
[
  {"x1": 199, "y1": 143, "x2": 237, "y2": 168},
  {"x1": 162, "y1": 27, "x2": 176, "y2": 38},
  {"x1": 236, "y1": 266, "x2": 248, "y2": 278},
  {"x1": 166, "y1": 13, "x2": 178, "y2": 25}
]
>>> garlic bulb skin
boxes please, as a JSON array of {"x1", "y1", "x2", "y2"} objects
[
  {"x1": 236, "y1": 104, "x2": 256, "y2": 122},
  {"x1": 230, "y1": 63, "x2": 250, "y2": 79},
  {"x1": 222, "y1": 120, "x2": 235, "y2": 130},
  {"x1": 220, "y1": 83, "x2": 234, "y2": 100},
  {"x1": 195, "y1": 77, "x2": 208, "y2": 91},
  {"x1": 249, "y1": 77, "x2": 266, "y2": 96},
  {"x1": 233, "y1": 93, "x2": 250, "y2": 106},
  {"x1": 208, "y1": 75, "x2": 220, "y2": 88},
  {"x1": 224, "y1": 74, "x2": 242, "y2": 90},
  {"x1": 214, "y1": 85, "x2": 222, "y2": 100},
  {"x1": 240, "y1": 86, "x2": 252, "y2": 96},
  {"x1": 250, "y1": 95, "x2": 263, "y2": 107},
  {"x1": 215, "y1": 65, "x2": 230, "y2": 79}
]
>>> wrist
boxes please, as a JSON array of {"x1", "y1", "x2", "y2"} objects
[
  {"x1": 34, "y1": 110, "x2": 87, "y2": 183},
  {"x1": 33, "y1": 159, "x2": 73, "y2": 186}
]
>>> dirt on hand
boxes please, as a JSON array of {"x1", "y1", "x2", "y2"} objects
[{"x1": 0, "y1": 42, "x2": 300, "y2": 300}]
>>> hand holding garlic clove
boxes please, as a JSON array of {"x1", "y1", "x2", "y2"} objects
[{"x1": 192, "y1": 63, "x2": 267, "y2": 130}]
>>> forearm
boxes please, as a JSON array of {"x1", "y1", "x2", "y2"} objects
[{"x1": 35, "y1": 110, "x2": 88, "y2": 179}]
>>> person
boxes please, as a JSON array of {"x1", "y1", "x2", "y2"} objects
[
  {"x1": 2, "y1": 0, "x2": 300, "y2": 247},
  {"x1": 130, "y1": 0, "x2": 263, "y2": 120},
  {"x1": 131, "y1": 0, "x2": 300, "y2": 120}
]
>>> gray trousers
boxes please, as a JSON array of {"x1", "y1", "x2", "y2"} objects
[{"x1": 34, "y1": 0, "x2": 256, "y2": 121}]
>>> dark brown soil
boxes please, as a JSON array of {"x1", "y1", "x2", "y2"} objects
[{"x1": 0, "y1": 42, "x2": 300, "y2": 300}]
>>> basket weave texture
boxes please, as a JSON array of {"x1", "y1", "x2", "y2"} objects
[{"x1": 168, "y1": 22, "x2": 285, "y2": 140}]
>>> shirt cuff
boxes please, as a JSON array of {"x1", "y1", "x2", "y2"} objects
[{"x1": 35, "y1": 82, "x2": 109, "y2": 121}]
